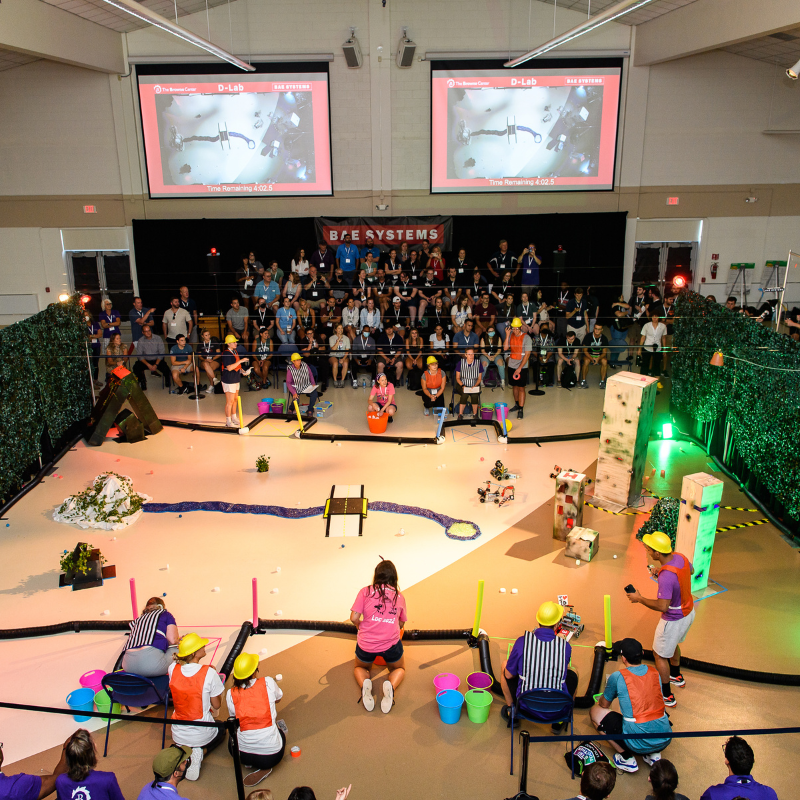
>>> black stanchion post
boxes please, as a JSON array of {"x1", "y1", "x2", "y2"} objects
[{"x1": 227, "y1": 716, "x2": 245, "y2": 800}]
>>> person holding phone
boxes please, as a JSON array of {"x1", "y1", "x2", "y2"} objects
[{"x1": 519, "y1": 243, "x2": 541, "y2": 296}]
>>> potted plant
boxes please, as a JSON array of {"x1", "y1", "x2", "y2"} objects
[{"x1": 255, "y1": 455, "x2": 270, "y2": 473}]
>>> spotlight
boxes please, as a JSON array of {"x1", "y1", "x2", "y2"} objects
[
  {"x1": 210, "y1": 247, "x2": 217, "y2": 255},
  {"x1": 80, "y1": 294, "x2": 92, "y2": 305},
  {"x1": 672, "y1": 275, "x2": 687, "y2": 289},
  {"x1": 787, "y1": 58, "x2": 800, "y2": 80},
  {"x1": 710, "y1": 351, "x2": 724, "y2": 367},
  {"x1": 58, "y1": 293, "x2": 70, "y2": 302},
  {"x1": 662, "y1": 422, "x2": 673, "y2": 440}
]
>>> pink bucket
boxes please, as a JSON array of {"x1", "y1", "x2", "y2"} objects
[
  {"x1": 79, "y1": 669, "x2": 107, "y2": 694},
  {"x1": 258, "y1": 401, "x2": 271, "y2": 415},
  {"x1": 433, "y1": 672, "x2": 460, "y2": 693}
]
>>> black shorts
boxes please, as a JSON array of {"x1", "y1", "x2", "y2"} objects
[
  {"x1": 508, "y1": 367, "x2": 528, "y2": 387},
  {"x1": 597, "y1": 710, "x2": 624, "y2": 735},
  {"x1": 355, "y1": 640, "x2": 404, "y2": 665}
]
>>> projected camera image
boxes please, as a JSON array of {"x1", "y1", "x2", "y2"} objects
[{"x1": 448, "y1": 84, "x2": 603, "y2": 181}]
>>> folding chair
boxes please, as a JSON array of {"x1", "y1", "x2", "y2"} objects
[
  {"x1": 510, "y1": 688, "x2": 575, "y2": 778},
  {"x1": 101, "y1": 672, "x2": 171, "y2": 757}
]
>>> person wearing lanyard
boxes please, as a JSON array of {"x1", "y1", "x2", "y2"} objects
[
  {"x1": 336, "y1": 234, "x2": 358, "y2": 279},
  {"x1": 328, "y1": 323, "x2": 351, "y2": 387},
  {"x1": 352, "y1": 325, "x2": 376, "y2": 385},
  {"x1": 164, "y1": 296, "x2": 193, "y2": 347},
  {"x1": 99, "y1": 299, "x2": 121, "y2": 355},
  {"x1": 377, "y1": 324, "x2": 405, "y2": 384},
  {"x1": 487, "y1": 239, "x2": 517, "y2": 283},
  {"x1": 428, "y1": 245, "x2": 445, "y2": 281},
  {"x1": 359, "y1": 236, "x2": 381, "y2": 266},
  {"x1": 405, "y1": 251, "x2": 423, "y2": 284},
  {"x1": 417, "y1": 268, "x2": 441, "y2": 322},
  {"x1": 197, "y1": 329, "x2": 222, "y2": 393},
  {"x1": 129, "y1": 297, "x2": 157, "y2": 351},
  {"x1": 368, "y1": 372, "x2": 397, "y2": 422},
  {"x1": 300, "y1": 327, "x2": 329, "y2": 391},
  {"x1": 453, "y1": 248, "x2": 470, "y2": 280},
  {"x1": 170, "y1": 334, "x2": 200, "y2": 394},
  {"x1": 495, "y1": 294, "x2": 516, "y2": 340},
  {"x1": 479, "y1": 325, "x2": 506, "y2": 389},
  {"x1": 383, "y1": 248, "x2": 401, "y2": 279},
  {"x1": 455, "y1": 347, "x2": 483, "y2": 420},
  {"x1": 341, "y1": 298, "x2": 360, "y2": 340},
  {"x1": 518, "y1": 243, "x2": 541, "y2": 297},
  {"x1": 534, "y1": 323, "x2": 556, "y2": 388},
  {"x1": 554, "y1": 282, "x2": 572, "y2": 339},
  {"x1": 420, "y1": 355, "x2": 446, "y2": 416},
  {"x1": 296, "y1": 298, "x2": 316, "y2": 336},
  {"x1": 373, "y1": 269, "x2": 393, "y2": 314},
  {"x1": 442, "y1": 267, "x2": 464, "y2": 309},
  {"x1": 178, "y1": 286, "x2": 199, "y2": 343},
  {"x1": 276, "y1": 297, "x2": 297, "y2": 344},
  {"x1": 349, "y1": 269, "x2": 370, "y2": 310},
  {"x1": 565, "y1": 287, "x2": 588, "y2": 342},
  {"x1": 580, "y1": 323, "x2": 609, "y2": 389},
  {"x1": 302, "y1": 267, "x2": 328, "y2": 311},
  {"x1": 491, "y1": 271, "x2": 515, "y2": 307},
  {"x1": 221, "y1": 334, "x2": 250, "y2": 428},
  {"x1": 466, "y1": 269, "x2": 487, "y2": 307},
  {"x1": 360, "y1": 297, "x2": 382, "y2": 334},
  {"x1": 250, "y1": 298, "x2": 275, "y2": 341},
  {"x1": 137, "y1": 745, "x2": 192, "y2": 800},
  {"x1": 388, "y1": 296, "x2": 409, "y2": 339},
  {"x1": 427, "y1": 297, "x2": 451, "y2": 338},
  {"x1": 310, "y1": 242, "x2": 335, "y2": 281},
  {"x1": 557, "y1": 329, "x2": 579, "y2": 386},
  {"x1": 516, "y1": 292, "x2": 538, "y2": 337},
  {"x1": 252, "y1": 328, "x2": 273, "y2": 390},
  {"x1": 237, "y1": 255, "x2": 256, "y2": 309},
  {"x1": 86, "y1": 310, "x2": 102, "y2": 383}
]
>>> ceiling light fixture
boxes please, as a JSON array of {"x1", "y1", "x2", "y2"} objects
[
  {"x1": 505, "y1": 0, "x2": 657, "y2": 68},
  {"x1": 787, "y1": 58, "x2": 800, "y2": 80},
  {"x1": 99, "y1": 0, "x2": 255, "y2": 72}
]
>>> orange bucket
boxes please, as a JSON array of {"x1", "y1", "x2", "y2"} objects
[{"x1": 367, "y1": 412, "x2": 389, "y2": 434}]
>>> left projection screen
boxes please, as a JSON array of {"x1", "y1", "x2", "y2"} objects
[{"x1": 138, "y1": 72, "x2": 332, "y2": 198}]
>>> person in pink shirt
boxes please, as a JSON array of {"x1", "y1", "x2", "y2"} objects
[
  {"x1": 367, "y1": 373, "x2": 397, "y2": 423},
  {"x1": 349, "y1": 560, "x2": 408, "y2": 714}
]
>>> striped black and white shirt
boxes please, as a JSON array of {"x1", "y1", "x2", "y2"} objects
[
  {"x1": 520, "y1": 630, "x2": 568, "y2": 692},
  {"x1": 288, "y1": 363, "x2": 314, "y2": 394},
  {"x1": 125, "y1": 608, "x2": 167, "y2": 651},
  {"x1": 457, "y1": 358, "x2": 482, "y2": 387}
]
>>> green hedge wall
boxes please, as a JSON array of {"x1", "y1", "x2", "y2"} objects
[
  {"x1": 0, "y1": 298, "x2": 92, "y2": 503},
  {"x1": 672, "y1": 292, "x2": 800, "y2": 519}
]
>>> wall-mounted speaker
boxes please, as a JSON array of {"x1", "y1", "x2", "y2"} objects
[
  {"x1": 396, "y1": 29, "x2": 415, "y2": 68},
  {"x1": 343, "y1": 29, "x2": 363, "y2": 68}
]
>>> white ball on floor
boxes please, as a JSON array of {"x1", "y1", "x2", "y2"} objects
[
  {"x1": 511, "y1": 588, "x2": 518, "y2": 594},
  {"x1": 500, "y1": 588, "x2": 506, "y2": 593},
  {"x1": 437, "y1": 466, "x2": 441, "y2": 470},
  {"x1": 276, "y1": 567, "x2": 281, "y2": 572},
  {"x1": 272, "y1": 588, "x2": 279, "y2": 594},
  {"x1": 275, "y1": 610, "x2": 283, "y2": 616},
  {"x1": 276, "y1": 674, "x2": 283, "y2": 681},
  {"x1": 101, "y1": 610, "x2": 110, "y2": 616},
  {"x1": 576, "y1": 560, "x2": 581, "y2": 566},
  {"x1": 399, "y1": 528, "x2": 405, "y2": 535},
  {"x1": 613, "y1": 555, "x2": 618, "y2": 559},
  {"x1": 212, "y1": 586, "x2": 220, "y2": 592},
  {"x1": 260, "y1": 648, "x2": 268, "y2": 656}
]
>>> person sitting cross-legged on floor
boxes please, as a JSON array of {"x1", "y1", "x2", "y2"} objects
[
  {"x1": 286, "y1": 352, "x2": 319, "y2": 416},
  {"x1": 137, "y1": 745, "x2": 192, "y2": 800},
  {"x1": 1, "y1": 737, "x2": 68, "y2": 800},
  {"x1": 168, "y1": 633, "x2": 226, "y2": 781},
  {"x1": 589, "y1": 637, "x2": 672, "y2": 774},
  {"x1": 367, "y1": 372, "x2": 396, "y2": 423},
  {"x1": 498, "y1": 601, "x2": 579, "y2": 733},
  {"x1": 226, "y1": 653, "x2": 286, "y2": 788}
]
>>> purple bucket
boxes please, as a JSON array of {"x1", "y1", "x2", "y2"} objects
[
  {"x1": 480, "y1": 406, "x2": 494, "y2": 421},
  {"x1": 466, "y1": 671, "x2": 493, "y2": 690},
  {"x1": 433, "y1": 672, "x2": 460, "y2": 693}
]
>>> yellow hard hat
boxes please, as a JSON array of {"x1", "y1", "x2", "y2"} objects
[
  {"x1": 224, "y1": 335, "x2": 238, "y2": 344},
  {"x1": 511, "y1": 318, "x2": 523, "y2": 328},
  {"x1": 536, "y1": 601, "x2": 564, "y2": 627},
  {"x1": 642, "y1": 531, "x2": 673, "y2": 554},
  {"x1": 232, "y1": 652, "x2": 260, "y2": 681},
  {"x1": 426, "y1": 356, "x2": 438, "y2": 365},
  {"x1": 176, "y1": 632, "x2": 209, "y2": 659},
  {"x1": 290, "y1": 352, "x2": 302, "y2": 361}
]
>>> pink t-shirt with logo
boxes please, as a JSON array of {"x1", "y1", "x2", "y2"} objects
[{"x1": 351, "y1": 585, "x2": 407, "y2": 653}]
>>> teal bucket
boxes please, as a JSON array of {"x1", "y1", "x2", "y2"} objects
[
  {"x1": 66, "y1": 687, "x2": 95, "y2": 722},
  {"x1": 436, "y1": 689, "x2": 464, "y2": 725}
]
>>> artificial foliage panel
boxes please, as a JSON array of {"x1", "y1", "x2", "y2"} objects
[
  {"x1": 637, "y1": 496, "x2": 680, "y2": 550},
  {"x1": 0, "y1": 298, "x2": 92, "y2": 503},
  {"x1": 672, "y1": 292, "x2": 800, "y2": 519}
]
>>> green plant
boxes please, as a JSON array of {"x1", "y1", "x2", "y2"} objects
[
  {"x1": 256, "y1": 455, "x2": 270, "y2": 473},
  {"x1": 637, "y1": 497, "x2": 680, "y2": 550},
  {"x1": 55, "y1": 472, "x2": 147, "y2": 524},
  {"x1": 60, "y1": 542, "x2": 104, "y2": 576}
]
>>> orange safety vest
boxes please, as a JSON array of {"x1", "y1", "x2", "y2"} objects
[
  {"x1": 659, "y1": 553, "x2": 694, "y2": 617},
  {"x1": 230, "y1": 679, "x2": 273, "y2": 731},
  {"x1": 509, "y1": 333, "x2": 524, "y2": 362},
  {"x1": 424, "y1": 369, "x2": 443, "y2": 389},
  {"x1": 620, "y1": 666, "x2": 665, "y2": 723},
  {"x1": 170, "y1": 664, "x2": 209, "y2": 721}
]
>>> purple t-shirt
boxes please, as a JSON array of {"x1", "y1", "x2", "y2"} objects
[
  {"x1": 56, "y1": 770, "x2": 125, "y2": 800},
  {"x1": 507, "y1": 628, "x2": 572, "y2": 696},
  {"x1": 0, "y1": 772, "x2": 41, "y2": 800},
  {"x1": 657, "y1": 553, "x2": 688, "y2": 621},
  {"x1": 700, "y1": 775, "x2": 778, "y2": 800}
]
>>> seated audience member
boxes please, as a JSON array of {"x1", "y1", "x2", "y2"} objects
[
  {"x1": 428, "y1": 245, "x2": 445, "y2": 280},
  {"x1": 589, "y1": 637, "x2": 672, "y2": 774},
  {"x1": 253, "y1": 329, "x2": 273, "y2": 389},
  {"x1": 382, "y1": 247, "x2": 401, "y2": 279},
  {"x1": 268, "y1": 260, "x2": 284, "y2": 288},
  {"x1": 283, "y1": 271, "x2": 304, "y2": 310},
  {"x1": 350, "y1": 560, "x2": 407, "y2": 712},
  {"x1": 362, "y1": 251, "x2": 378, "y2": 282},
  {"x1": 56, "y1": 730, "x2": 124, "y2": 800},
  {"x1": 700, "y1": 736, "x2": 777, "y2": 800},
  {"x1": 581, "y1": 322, "x2": 609, "y2": 389},
  {"x1": 505, "y1": 318, "x2": 532, "y2": 419},
  {"x1": 134, "y1": 325, "x2": 171, "y2": 390},
  {"x1": 646, "y1": 759, "x2": 690, "y2": 800},
  {"x1": 351, "y1": 325, "x2": 376, "y2": 385},
  {"x1": 638, "y1": 312, "x2": 667, "y2": 377},
  {"x1": 1, "y1": 738, "x2": 67, "y2": 800},
  {"x1": 129, "y1": 297, "x2": 157, "y2": 350},
  {"x1": 428, "y1": 323, "x2": 451, "y2": 370},
  {"x1": 367, "y1": 373, "x2": 396, "y2": 422},
  {"x1": 560, "y1": 761, "x2": 616, "y2": 800},
  {"x1": 565, "y1": 287, "x2": 589, "y2": 342},
  {"x1": 373, "y1": 269, "x2": 394, "y2": 314},
  {"x1": 276, "y1": 297, "x2": 298, "y2": 344},
  {"x1": 499, "y1": 601, "x2": 578, "y2": 732},
  {"x1": 376, "y1": 323, "x2": 406, "y2": 384},
  {"x1": 536, "y1": 288, "x2": 553, "y2": 331},
  {"x1": 138, "y1": 745, "x2": 192, "y2": 800},
  {"x1": 309, "y1": 242, "x2": 335, "y2": 280},
  {"x1": 417, "y1": 268, "x2": 441, "y2": 320},
  {"x1": 227, "y1": 653, "x2": 286, "y2": 787},
  {"x1": 534, "y1": 322, "x2": 556, "y2": 388},
  {"x1": 557, "y1": 329, "x2": 580, "y2": 385},
  {"x1": 170, "y1": 334, "x2": 201, "y2": 394},
  {"x1": 394, "y1": 272, "x2": 419, "y2": 327},
  {"x1": 609, "y1": 296, "x2": 633, "y2": 366},
  {"x1": 320, "y1": 296, "x2": 342, "y2": 333},
  {"x1": 350, "y1": 269, "x2": 370, "y2": 310},
  {"x1": 496, "y1": 294, "x2": 517, "y2": 340},
  {"x1": 466, "y1": 269, "x2": 487, "y2": 306},
  {"x1": 516, "y1": 291, "x2": 538, "y2": 336},
  {"x1": 328, "y1": 323, "x2": 351, "y2": 387},
  {"x1": 254, "y1": 273, "x2": 281, "y2": 311},
  {"x1": 196, "y1": 329, "x2": 221, "y2": 393},
  {"x1": 472, "y1": 293, "x2": 497, "y2": 336},
  {"x1": 291, "y1": 248, "x2": 310, "y2": 277},
  {"x1": 480, "y1": 325, "x2": 506, "y2": 388},
  {"x1": 221, "y1": 334, "x2": 250, "y2": 427},
  {"x1": 442, "y1": 267, "x2": 465, "y2": 309},
  {"x1": 455, "y1": 347, "x2": 483, "y2": 419},
  {"x1": 360, "y1": 297, "x2": 382, "y2": 333},
  {"x1": 302, "y1": 267, "x2": 329, "y2": 310},
  {"x1": 451, "y1": 295, "x2": 473, "y2": 335},
  {"x1": 237, "y1": 255, "x2": 257, "y2": 309},
  {"x1": 122, "y1": 596, "x2": 179, "y2": 677},
  {"x1": 405, "y1": 328, "x2": 424, "y2": 389},
  {"x1": 491, "y1": 271, "x2": 516, "y2": 306},
  {"x1": 329, "y1": 269, "x2": 350, "y2": 303},
  {"x1": 105, "y1": 332, "x2": 127, "y2": 379},
  {"x1": 300, "y1": 328, "x2": 328, "y2": 391},
  {"x1": 341, "y1": 298, "x2": 360, "y2": 340},
  {"x1": 386, "y1": 296, "x2": 409, "y2": 337},
  {"x1": 251, "y1": 297, "x2": 276, "y2": 341},
  {"x1": 226, "y1": 298, "x2": 250, "y2": 345},
  {"x1": 453, "y1": 318, "x2": 480, "y2": 355},
  {"x1": 427, "y1": 297, "x2": 452, "y2": 337},
  {"x1": 169, "y1": 633, "x2": 226, "y2": 781},
  {"x1": 296, "y1": 299, "x2": 315, "y2": 337},
  {"x1": 420, "y1": 356, "x2": 446, "y2": 416}
]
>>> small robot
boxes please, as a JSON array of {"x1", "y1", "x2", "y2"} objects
[
  {"x1": 556, "y1": 605, "x2": 584, "y2": 640},
  {"x1": 477, "y1": 480, "x2": 515, "y2": 507},
  {"x1": 490, "y1": 460, "x2": 519, "y2": 481}
]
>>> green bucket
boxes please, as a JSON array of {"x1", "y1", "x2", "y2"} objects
[
  {"x1": 94, "y1": 689, "x2": 121, "y2": 721},
  {"x1": 464, "y1": 688, "x2": 493, "y2": 724}
]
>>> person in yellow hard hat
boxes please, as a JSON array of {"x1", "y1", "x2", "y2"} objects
[
  {"x1": 420, "y1": 355, "x2": 446, "y2": 416},
  {"x1": 504, "y1": 317, "x2": 532, "y2": 420},
  {"x1": 498, "y1": 600, "x2": 579, "y2": 733},
  {"x1": 626, "y1": 532, "x2": 695, "y2": 709},
  {"x1": 168, "y1": 633, "x2": 225, "y2": 781},
  {"x1": 286, "y1": 352, "x2": 319, "y2": 416},
  {"x1": 226, "y1": 653, "x2": 286, "y2": 788},
  {"x1": 221, "y1": 334, "x2": 251, "y2": 428}
]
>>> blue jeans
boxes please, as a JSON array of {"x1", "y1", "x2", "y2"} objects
[
  {"x1": 277, "y1": 329, "x2": 296, "y2": 344},
  {"x1": 609, "y1": 327, "x2": 628, "y2": 363}
]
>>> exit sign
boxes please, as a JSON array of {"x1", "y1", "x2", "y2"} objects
[
  {"x1": 667, "y1": 197, "x2": 679, "y2": 206},
  {"x1": 83, "y1": 205, "x2": 97, "y2": 214}
]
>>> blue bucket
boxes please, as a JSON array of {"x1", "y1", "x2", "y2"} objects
[
  {"x1": 66, "y1": 687, "x2": 96, "y2": 722},
  {"x1": 436, "y1": 689, "x2": 464, "y2": 725}
]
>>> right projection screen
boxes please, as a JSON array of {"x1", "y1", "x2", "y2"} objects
[{"x1": 431, "y1": 65, "x2": 622, "y2": 194}]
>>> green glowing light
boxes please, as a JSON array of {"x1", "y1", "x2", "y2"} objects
[{"x1": 662, "y1": 422, "x2": 674, "y2": 440}]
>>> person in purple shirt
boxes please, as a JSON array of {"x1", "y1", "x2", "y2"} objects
[
  {"x1": 0, "y1": 739, "x2": 68, "y2": 800},
  {"x1": 700, "y1": 737, "x2": 778, "y2": 800},
  {"x1": 309, "y1": 242, "x2": 335, "y2": 281},
  {"x1": 136, "y1": 745, "x2": 191, "y2": 800},
  {"x1": 55, "y1": 731, "x2": 124, "y2": 800}
]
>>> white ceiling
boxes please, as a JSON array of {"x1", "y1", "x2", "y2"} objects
[
  {"x1": 723, "y1": 28, "x2": 800, "y2": 67},
  {"x1": 0, "y1": 49, "x2": 41, "y2": 71},
  {"x1": 534, "y1": 0, "x2": 701, "y2": 26}
]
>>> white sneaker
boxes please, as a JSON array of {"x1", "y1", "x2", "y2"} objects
[
  {"x1": 231, "y1": 415, "x2": 240, "y2": 426},
  {"x1": 381, "y1": 681, "x2": 394, "y2": 713},
  {"x1": 205, "y1": 386, "x2": 215, "y2": 394},
  {"x1": 423, "y1": 407, "x2": 430, "y2": 416},
  {"x1": 642, "y1": 752, "x2": 662, "y2": 766},
  {"x1": 501, "y1": 380, "x2": 506, "y2": 389},
  {"x1": 361, "y1": 678, "x2": 375, "y2": 711},
  {"x1": 225, "y1": 418, "x2": 236, "y2": 428},
  {"x1": 185, "y1": 748, "x2": 203, "y2": 780},
  {"x1": 613, "y1": 753, "x2": 638, "y2": 773},
  {"x1": 352, "y1": 379, "x2": 358, "y2": 388},
  {"x1": 213, "y1": 377, "x2": 220, "y2": 385}
]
